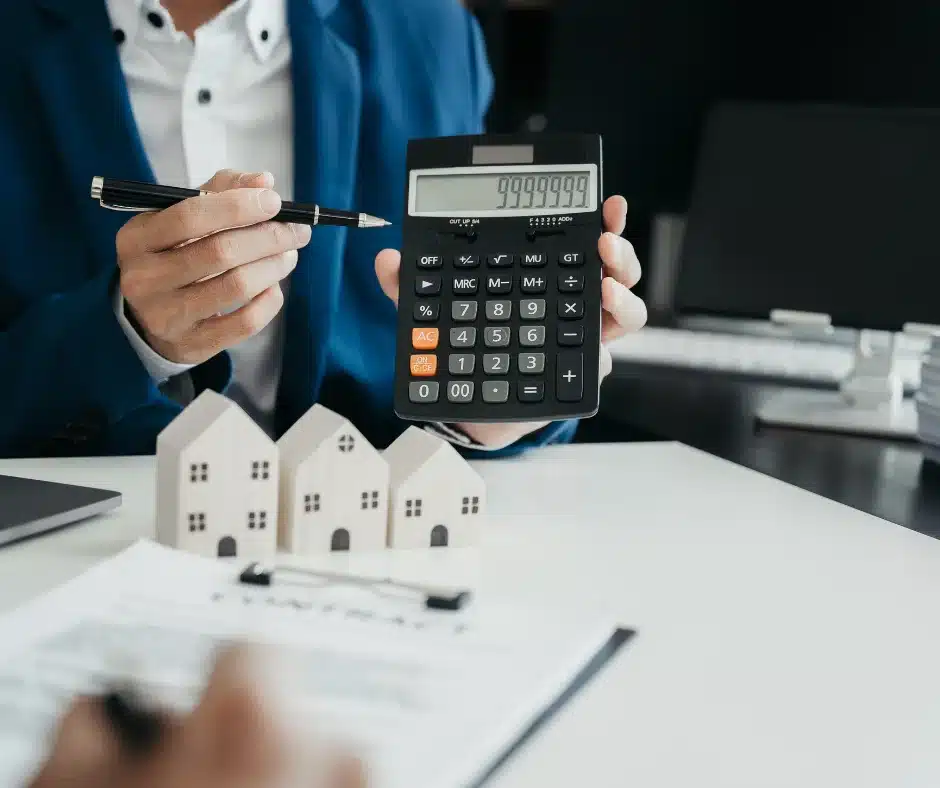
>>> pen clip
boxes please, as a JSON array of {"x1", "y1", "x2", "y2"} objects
[{"x1": 99, "y1": 200, "x2": 161, "y2": 213}]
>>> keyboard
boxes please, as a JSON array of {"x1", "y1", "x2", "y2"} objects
[{"x1": 608, "y1": 327, "x2": 923, "y2": 390}]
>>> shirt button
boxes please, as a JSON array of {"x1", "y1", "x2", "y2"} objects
[
  {"x1": 112, "y1": 28, "x2": 126, "y2": 44},
  {"x1": 197, "y1": 89, "x2": 212, "y2": 105},
  {"x1": 146, "y1": 11, "x2": 164, "y2": 28},
  {"x1": 260, "y1": 29, "x2": 270, "y2": 42}
]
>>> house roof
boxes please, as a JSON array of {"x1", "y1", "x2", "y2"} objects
[
  {"x1": 384, "y1": 426, "x2": 468, "y2": 488},
  {"x1": 278, "y1": 404, "x2": 364, "y2": 467},
  {"x1": 156, "y1": 390, "x2": 269, "y2": 452}
]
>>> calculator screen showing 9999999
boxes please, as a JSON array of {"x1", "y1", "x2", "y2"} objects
[{"x1": 394, "y1": 134, "x2": 604, "y2": 425}]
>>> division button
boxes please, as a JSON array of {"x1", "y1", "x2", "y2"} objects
[
  {"x1": 484, "y1": 327, "x2": 511, "y2": 347},
  {"x1": 409, "y1": 381, "x2": 439, "y2": 403},
  {"x1": 410, "y1": 354, "x2": 438, "y2": 377},
  {"x1": 452, "y1": 301, "x2": 478, "y2": 322},
  {"x1": 418, "y1": 255, "x2": 443, "y2": 269},
  {"x1": 519, "y1": 325, "x2": 546, "y2": 347},
  {"x1": 482, "y1": 381, "x2": 510, "y2": 404},
  {"x1": 559, "y1": 252, "x2": 584, "y2": 267},
  {"x1": 521, "y1": 252, "x2": 547, "y2": 267},
  {"x1": 452, "y1": 275, "x2": 479, "y2": 295},
  {"x1": 558, "y1": 273, "x2": 585, "y2": 293},
  {"x1": 447, "y1": 381, "x2": 475, "y2": 404},
  {"x1": 518, "y1": 381, "x2": 545, "y2": 403},
  {"x1": 485, "y1": 301, "x2": 512, "y2": 321},
  {"x1": 487, "y1": 253, "x2": 514, "y2": 268},
  {"x1": 521, "y1": 274, "x2": 547, "y2": 294},
  {"x1": 557, "y1": 325, "x2": 584, "y2": 346},
  {"x1": 449, "y1": 354, "x2": 476, "y2": 376},
  {"x1": 414, "y1": 301, "x2": 439, "y2": 322},
  {"x1": 454, "y1": 254, "x2": 480, "y2": 268},
  {"x1": 415, "y1": 275, "x2": 442, "y2": 295},
  {"x1": 450, "y1": 327, "x2": 477, "y2": 348},
  {"x1": 412, "y1": 327, "x2": 439, "y2": 350},
  {"x1": 558, "y1": 298, "x2": 584, "y2": 319},
  {"x1": 556, "y1": 352, "x2": 583, "y2": 402},
  {"x1": 518, "y1": 353, "x2": 545, "y2": 374},
  {"x1": 483, "y1": 354, "x2": 510, "y2": 375}
]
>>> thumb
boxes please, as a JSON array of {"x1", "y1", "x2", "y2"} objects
[
  {"x1": 375, "y1": 249, "x2": 401, "y2": 306},
  {"x1": 200, "y1": 169, "x2": 274, "y2": 193}
]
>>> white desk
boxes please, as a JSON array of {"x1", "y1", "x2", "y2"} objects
[{"x1": 2, "y1": 443, "x2": 940, "y2": 788}]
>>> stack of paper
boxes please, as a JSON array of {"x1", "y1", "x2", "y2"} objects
[
  {"x1": 916, "y1": 335, "x2": 940, "y2": 463},
  {"x1": 0, "y1": 541, "x2": 632, "y2": 788}
]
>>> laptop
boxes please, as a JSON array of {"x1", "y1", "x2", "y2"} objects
[{"x1": 0, "y1": 474, "x2": 121, "y2": 547}]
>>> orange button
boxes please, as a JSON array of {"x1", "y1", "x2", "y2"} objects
[
  {"x1": 410, "y1": 354, "x2": 438, "y2": 377},
  {"x1": 412, "y1": 327, "x2": 439, "y2": 351}
]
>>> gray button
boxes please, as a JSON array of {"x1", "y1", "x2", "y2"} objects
[
  {"x1": 450, "y1": 327, "x2": 477, "y2": 348},
  {"x1": 484, "y1": 327, "x2": 511, "y2": 347},
  {"x1": 449, "y1": 354, "x2": 475, "y2": 375},
  {"x1": 519, "y1": 325, "x2": 546, "y2": 347},
  {"x1": 518, "y1": 353, "x2": 545, "y2": 374},
  {"x1": 452, "y1": 301, "x2": 478, "y2": 322},
  {"x1": 519, "y1": 299, "x2": 546, "y2": 321},
  {"x1": 483, "y1": 381, "x2": 510, "y2": 403},
  {"x1": 409, "y1": 381, "x2": 439, "y2": 403},
  {"x1": 483, "y1": 353, "x2": 510, "y2": 375},
  {"x1": 485, "y1": 300, "x2": 512, "y2": 321},
  {"x1": 447, "y1": 381, "x2": 474, "y2": 403}
]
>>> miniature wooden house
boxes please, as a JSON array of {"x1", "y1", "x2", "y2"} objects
[
  {"x1": 277, "y1": 404, "x2": 390, "y2": 555},
  {"x1": 384, "y1": 427, "x2": 485, "y2": 549},
  {"x1": 155, "y1": 390, "x2": 278, "y2": 561}
]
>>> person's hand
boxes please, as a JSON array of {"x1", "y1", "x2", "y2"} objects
[
  {"x1": 375, "y1": 195, "x2": 646, "y2": 448},
  {"x1": 28, "y1": 645, "x2": 366, "y2": 788},
  {"x1": 117, "y1": 169, "x2": 312, "y2": 365}
]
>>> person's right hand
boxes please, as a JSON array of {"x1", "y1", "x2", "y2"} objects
[
  {"x1": 28, "y1": 645, "x2": 366, "y2": 788},
  {"x1": 116, "y1": 169, "x2": 311, "y2": 365}
]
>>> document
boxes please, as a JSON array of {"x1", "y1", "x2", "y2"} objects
[{"x1": 0, "y1": 541, "x2": 631, "y2": 788}]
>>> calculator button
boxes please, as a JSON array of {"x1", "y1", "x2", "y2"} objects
[
  {"x1": 450, "y1": 327, "x2": 477, "y2": 348},
  {"x1": 415, "y1": 275, "x2": 442, "y2": 296},
  {"x1": 559, "y1": 252, "x2": 584, "y2": 267},
  {"x1": 414, "y1": 302, "x2": 439, "y2": 322},
  {"x1": 518, "y1": 382, "x2": 545, "y2": 403},
  {"x1": 486, "y1": 276, "x2": 513, "y2": 295},
  {"x1": 519, "y1": 325, "x2": 546, "y2": 347},
  {"x1": 484, "y1": 327, "x2": 511, "y2": 348},
  {"x1": 556, "y1": 352, "x2": 584, "y2": 402},
  {"x1": 521, "y1": 274, "x2": 548, "y2": 294},
  {"x1": 559, "y1": 273, "x2": 585, "y2": 293},
  {"x1": 410, "y1": 354, "x2": 437, "y2": 377},
  {"x1": 521, "y1": 252, "x2": 547, "y2": 267},
  {"x1": 412, "y1": 328, "x2": 439, "y2": 351},
  {"x1": 449, "y1": 354, "x2": 476, "y2": 376},
  {"x1": 519, "y1": 299, "x2": 546, "y2": 321},
  {"x1": 447, "y1": 381, "x2": 475, "y2": 404},
  {"x1": 409, "y1": 381, "x2": 439, "y2": 403},
  {"x1": 487, "y1": 254, "x2": 514, "y2": 268},
  {"x1": 485, "y1": 301, "x2": 512, "y2": 321},
  {"x1": 452, "y1": 301, "x2": 478, "y2": 322},
  {"x1": 482, "y1": 381, "x2": 510, "y2": 404},
  {"x1": 483, "y1": 354, "x2": 510, "y2": 375},
  {"x1": 417, "y1": 255, "x2": 443, "y2": 269},
  {"x1": 454, "y1": 254, "x2": 480, "y2": 268},
  {"x1": 558, "y1": 298, "x2": 584, "y2": 320},
  {"x1": 558, "y1": 325, "x2": 584, "y2": 346},
  {"x1": 518, "y1": 353, "x2": 545, "y2": 374},
  {"x1": 452, "y1": 275, "x2": 479, "y2": 295}
]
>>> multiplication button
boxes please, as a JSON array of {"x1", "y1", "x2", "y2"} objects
[
  {"x1": 409, "y1": 381, "x2": 439, "y2": 403},
  {"x1": 558, "y1": 298, "x2": 584, "y2": 319},
  {"x1": 447, "y1": 381, "x2": 474, "y2": 403},
  {"x1": 482, "y1": 381, "x2": 510, "y2": 404}
]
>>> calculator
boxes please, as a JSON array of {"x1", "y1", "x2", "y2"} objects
[{"x1": 393, "y1": 133, "x2": 604, "y2": 424}]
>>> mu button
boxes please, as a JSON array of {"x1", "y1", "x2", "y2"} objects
[
  {"x1": 412, "y1": 327, "x2": 439, "y2": 351},
  {"x1": 415, "y1": 275, "x2": 442, "y2": 295},
  {"x1": 410, "y1": 354, "x2": 438, "y2": 377}
]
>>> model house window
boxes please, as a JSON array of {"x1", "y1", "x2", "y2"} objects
[
  {"x1": 304, "y1": 494, "x2": 321, "y2": 513},
  {"x1": 188, "y1": 512, "x2": 206, "y2": 532},
  {"x1": 247, "y1": 511, "x2": 268, "y2": 530},
  {"x1": 338, "y1": 434, "x2": 356, "y2": 453},
  {"x1": 251, "y1": 460, "x2": 271, "y2": 481},
  {"x1": 462, "y1": 496, "x2": 480, "y2": 515},
  {"x1": 405, "y1": 498, "x2": 423, "y2": 518},
  {"x1": 360, "y1": 490, "x2": 381, "y2": 510},
  {"x1": 190, "y1": 463, "x2": 208, "y2": 483}
]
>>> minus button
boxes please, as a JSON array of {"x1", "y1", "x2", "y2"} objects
[{"x1": 557, "y1": 325, "x2": 584, "y2": 347}]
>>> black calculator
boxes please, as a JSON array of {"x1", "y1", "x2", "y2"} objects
[{"x1": 393, "y1": 133, "x2": 603, "y2": 424}]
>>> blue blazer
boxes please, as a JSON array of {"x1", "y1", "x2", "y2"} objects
[{"x1": 0, "y1": 0, "x2": 578, "y2": 458}]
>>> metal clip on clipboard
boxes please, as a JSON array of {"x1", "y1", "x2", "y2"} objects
[{"x1": 238, "y1": 562, "x2": 473, "y2": 612}]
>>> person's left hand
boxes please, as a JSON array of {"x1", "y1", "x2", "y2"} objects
[{"x1": 376, "y1": 195, "x2": 646, "y2": 449}]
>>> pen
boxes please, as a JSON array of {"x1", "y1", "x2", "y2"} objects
[{"x1": 91, "y1": 177, "x2": 391, "y2": 229}]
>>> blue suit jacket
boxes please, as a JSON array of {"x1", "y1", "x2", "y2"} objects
[{"x1": 0, "y1": 0, "x2": 578, "y2": 458}]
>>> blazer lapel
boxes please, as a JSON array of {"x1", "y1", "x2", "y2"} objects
[
  {"x1": 277, "y1": 0, "x2": 363, "y2": 435},
  {"x1": 30, "y1": 0, "x2": 154, "y2": 274}
]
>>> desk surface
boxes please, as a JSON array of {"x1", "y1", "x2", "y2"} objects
[{"x1": 2, "y1": 444, "x2": 939, "y2": 788}]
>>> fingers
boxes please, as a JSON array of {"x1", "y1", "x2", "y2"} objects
[
  {"x1": 602, "y1": 195, "x2": 628, "y2": 236},
  {"x1": 599, "y1": 344, "x2": 613, "y2": 381},
  {"x1": 375, "y1": 249, "x2": 401, "y2": 306},
  {"x1": 598, "y1": 231, "x2": 642, "y2": 289},
  {"x1": 182, "y1": 285, "x2": 286, "y2": 361},
  {"x1": 201, "y1": 169, "x2": 274, "y2": 192},
  {"x1": 164, "y1": 220, "x2": 310, "y2": 289},
  {"x1": 602, "y1": 276, "x2": 648, "y2": 343}
]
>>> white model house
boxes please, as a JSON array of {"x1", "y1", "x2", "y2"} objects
[
  {"x1": 155, "y1": 390, "x2": 278, "y2": 561},
  {"x1": 277, "y1": 404, "x2": 390, "y2": 555},
  {"x1": 384, "y1": 427, "x2": 485, "y2": 549}
]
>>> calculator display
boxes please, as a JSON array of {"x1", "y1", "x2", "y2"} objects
[{"x1": 409, "y1": 165, "x2": 598, "y2": 218}]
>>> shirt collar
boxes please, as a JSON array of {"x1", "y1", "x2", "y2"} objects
[{"x1": 104, "y1": 0, "x2": 287, "y2": 63}]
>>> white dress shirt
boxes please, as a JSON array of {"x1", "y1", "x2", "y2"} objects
[{"x1": 107, "y1": 0, "x2": 292, "y2": 437}]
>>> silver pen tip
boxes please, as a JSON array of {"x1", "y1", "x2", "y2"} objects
[{"x1": 360, "y1": 213, "x2": 391, "y2": 229}]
